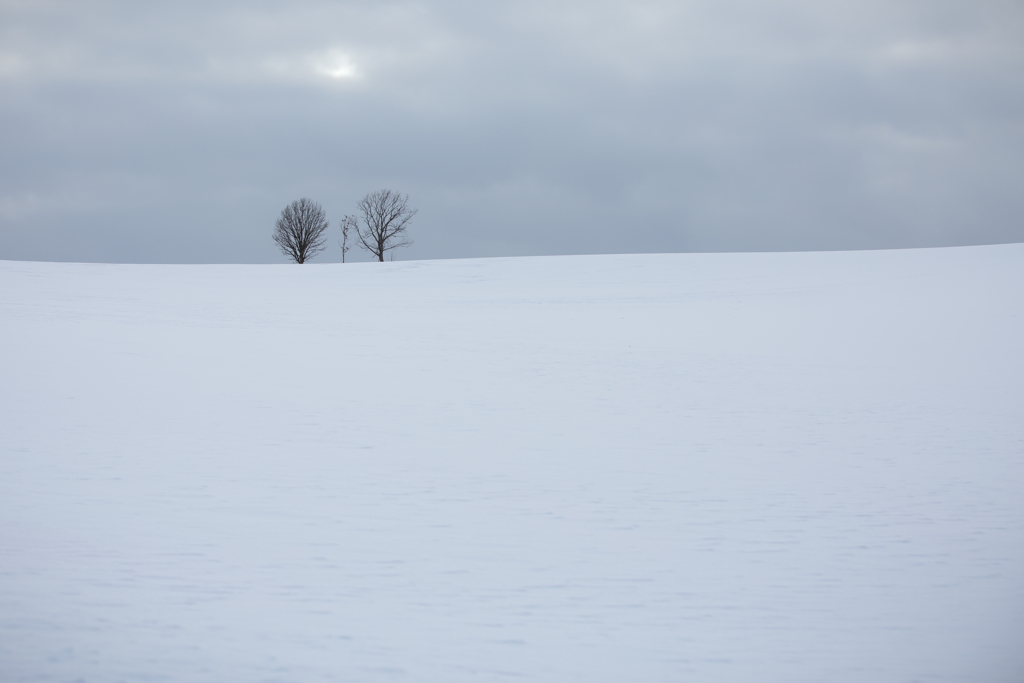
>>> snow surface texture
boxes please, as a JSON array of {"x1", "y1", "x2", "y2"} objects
[{"x1": 1, "y1": 246, "x2": 1023, "y2": 683}]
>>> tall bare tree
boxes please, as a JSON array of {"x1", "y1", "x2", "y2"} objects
[
  {"x1": 354, "y1": 189, "x2": 417, "y2": 262},
  {"x1": 273, "y1": 198, "x2": 329, "y2": 264},
  {"x1": 339, "y1": 214, "x2": 356, "y2": 263}
]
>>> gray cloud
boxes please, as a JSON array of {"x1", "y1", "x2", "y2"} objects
[{"x1": 1, "y1": 0, "x2": 1022, "y2": 262}]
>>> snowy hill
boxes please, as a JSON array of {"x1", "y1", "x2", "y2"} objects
[{"x1": 2, "y1": 246, "x2": 1023, "y2": 682}]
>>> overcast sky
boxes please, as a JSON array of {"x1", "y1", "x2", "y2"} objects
[{"x1": 2, "y1": 0, "x2": 1023, "y2": 263}]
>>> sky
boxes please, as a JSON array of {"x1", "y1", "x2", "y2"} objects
[{"x1": 1, "y1": 0, "x2": 1023, "y2": 263}]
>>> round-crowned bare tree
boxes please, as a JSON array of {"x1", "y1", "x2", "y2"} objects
[{"x1": 273, "y1": 198, "x2": 329, "y2": 264}]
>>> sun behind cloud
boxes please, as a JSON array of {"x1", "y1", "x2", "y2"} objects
[{"x1": 312, "y1": 49, "x2": 358, "y2": 79}]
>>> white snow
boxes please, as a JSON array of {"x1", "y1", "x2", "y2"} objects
[{"x1": 1, "y1": 245, "x2": 1023, "y2": 682}]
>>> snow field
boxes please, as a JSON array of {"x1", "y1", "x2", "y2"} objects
[{"x1": 1, "y1": 245, "x2": 1023, "y2": 682}]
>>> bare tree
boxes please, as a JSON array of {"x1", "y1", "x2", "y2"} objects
[
  {"x1": 273, "y1": 198, "x2": 329, "y2": 264},
  {"x1": 339, "y1": 214, "x2": 356, "y2": 263},
  {"x1": 354, "y1": 189, "x2": 417, "y2": 262}
]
